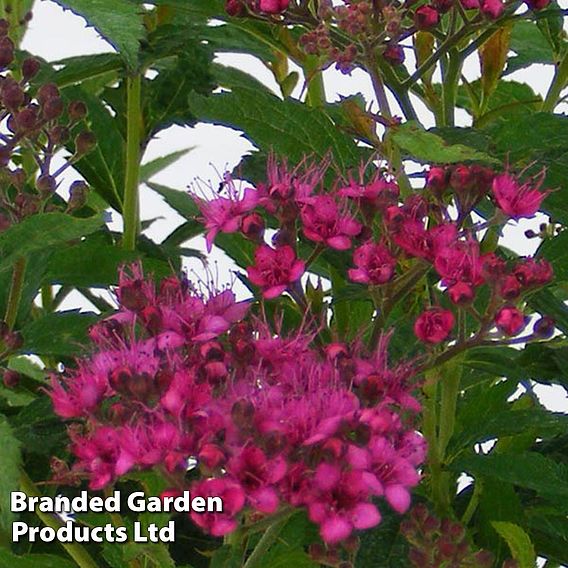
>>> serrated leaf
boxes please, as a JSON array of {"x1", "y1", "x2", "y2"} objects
[
  {"x1": 0, "y1": 553, "x2": 76, "y2": 568},
  {"x1": 141, "y1": 148, "x2": 195, "y2": 183},
  {"x1": 188, "y1": 86, "x2": 364, "y2": 170},
  {"x1": 0, "y1": 213, "x2": 103, "y2": 273},
  {"x1": 51, "y1": 0, "x2": 145, "y2": 70},
  {"x1": 0, "y1": 415, "x2": 21, "y2": 529},
  {"x1": 21, "y1": 310, "x2": 99, "y2": 357},
  {"x1": 451, "y1": 452, "x2": 568, "y2": 498},
  {"x1": 147, "y1": 182, "x2": 198, "y2": 220},
  {"x1": 391, "y1": 121, "x2": 498, "y2": 164},
  {"x1": 492, "y1": 522, "x2": 537, "y2": 568}
]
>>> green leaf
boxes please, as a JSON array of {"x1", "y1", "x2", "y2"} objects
[
  {"x1": 7, "y1": 356, "x2": 46, "y2": 383},
  {"x1": 451, "y1": 452, "x2": 568, "y2": 498},
  {"x1": 527, "y1": 288, "x2": 568, "y2": 335},
  {"x1": 21, "y1": 310, "x2": 99, "y2": 357},
  {"x1": 476, "y1": 479, "x2": 525, "y2": 564},
  {"x1": 492, "y1": 522, "x2": 537, "y2": 568},
  {"x1": 0, "y1": 553, "x2": 76, "y2": 568},
  {"x1": 147, "y1": 182, "x2": 199, "y2": 220},
  {"x1": 391, "y1": 121, "x2": 498, "y2": 164},
  {"x1": 486, "y1": 112, "x2": 568, "y2": 224},
  {"x1": 35, "y1": 52, "x2": 123, "y2": 89},
  {"x1": 538, "y1": 231, "x2": 568, "y2": 282},
  {"x1": 143, "y1": 31, "x2": 214, "y2": 136},
  {"x1": 44, "y1": 234, "x2": 139, "y2": 287},
  {"x1": 141, "y1": 148, "x2": 195, "y2": 183},
  {"x1": 188, "y1": 85, "x2": 364, "y2": 170},
  {"x1": 506, "y1": 21, "x2": 555, "y2": 75},
  {"x1": 0, "y1": 213, "x2": 102, "y2": 273},
  {"x1": 50, "y1": 0, "x2": 145, "y2": 70},
  {"x1": 355, "y1": 506, "x2": 409, "y2": 568},
  {"x1": 0, "y1": 415, "x2": 22, "y2": 529},
  {"x1": 10, "y1": 398, "x2": 67, "y2": 456},
  {"x1": 64, "y1": 86, "x2": 126, "y2": 210}
]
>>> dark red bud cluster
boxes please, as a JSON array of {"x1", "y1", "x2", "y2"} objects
[{"x1": 401, "y1": 505, "x2": 494, "y2": 567}]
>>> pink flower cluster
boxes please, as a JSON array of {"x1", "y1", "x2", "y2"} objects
[
  {"x1": 192, "y1": 157, "x2": 553, "y2": 346},
  {"x1": 50, "y1": 266, "x2": 425, "y2": 544}
]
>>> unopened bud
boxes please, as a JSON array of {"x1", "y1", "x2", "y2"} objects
[
  {"x1": 2, "y1": 82, "x2": 24, "y2": 111},
  {"x1": 414, "y1": 5, "x2": 439, "y2": 30},
  {"x1": 42, "y1": 96, "x2": 65, "y2": 120},
  {"x1": 74, "y1": 131, "x2": 96, "y2": 156},
  {"x1": 36, "y1": 174, "x2": 57, "y2": 194},
  {"x1": 533, "y1": 316, "x2": 555, "y2": 338},
  {"x1": 68, "y1": 100, "x2": 88, "y2": 122},
  {"x1": 3, "y1": 369, "x2": 20, "y2": 388},
  {"x1": 22, "y1": 57, "x2": 41, "y2": 81},
  {"x1": 37, "y1": 83, "x2": 60, "y2": 105},
  {"x1": 50, "y1": 125, "x2": 70, "y2": 145},
  {"x1": 0, "y1": 36, "x2": 14, "y2": 68},
  {"x1": 383, "y1": 43, "x2": 405, "y2": 66},
  {"x1": 4, "y1": 330, "x2": 23, "y2": 351},
  {"x1": 241, "y1": 212, "x2": 265, "y2": 241},
  {"x1": 15, "y1": 107, "x2": 38, "y2": 131}
]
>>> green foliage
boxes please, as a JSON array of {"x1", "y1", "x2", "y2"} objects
[
  {"x1": 0, "y1": 415, "x2": 22, "y2": 530},
  {"x1": 50, "y1": 0, "x2": 145, "y2": 69}
]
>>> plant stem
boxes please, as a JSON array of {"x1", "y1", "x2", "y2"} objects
[
  {"x1": 20, "y1": 470, "x2": 99, "y2": 568},
  {"x1": 5, "y1": 257, "x2": 26, "y2": 330},
  {"x1": 542, "y1": 51, "x2": 568, "y2": 112},
  {"x1": 123, "y1": 74, "x2": 142, "y2": 251},
  {"x1": 305, "y1": 63, "x2": 326, "y2": 107},
  {"x1": 243, "y1": 516, "x2": 288, "y2": 568},
  {"x1": 441, "y1": 52, "x2": 462, "y2": 127},
  {"x1": 461, "y1": 479, "x2": 482, "y2": 526}
]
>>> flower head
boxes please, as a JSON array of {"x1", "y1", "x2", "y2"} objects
[
  {"x1": 414, "y1": 308, "x2": 455, "y2": 344},
  {"x1": 349, "y1": 242, "x2": 396, "y2": 285},
  {"x1": 247, "y1": 245, "x2": 305, "y2": 299},
  {"x1": 492, "y1": 172, "x2": 548, "y2": 219}
]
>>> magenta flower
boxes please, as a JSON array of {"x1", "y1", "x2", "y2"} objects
[
  {"x1": 414, "y1": 308, "x2": 455, "y2": 344},
  {"x1": 247, "y1": 244, "x2": 305, "y2": 299},
  {"x1": 495, "y1": 306, "x2": 526, "y2": 336},
  {"x1": 513, "y1": 258, "x2": 553, "y2": 288},
  {"x1": 339, "y1": 176, "x2": 399, "y2": 211},
  {"x1": 349, "y1": 242, "x2": 396, "y2": 285},
  {"x1": 434, "y1": 239, "x2": 483, "y2": 289},
  {"x1": 492, "y1": 172, "x2": 548, "y2": 219},
  {"x1": 299, "y1": 195, "x2": 361, "y2": 250},
  {"x1": 190, "y1": 478, "x2": 245, "y2": 537},
  {"x1": 192, "y1": 176, "x2": 258, "y2": 252},
  {"x1": 259, "y1": 0, "x2": 289, "y2": 13}
]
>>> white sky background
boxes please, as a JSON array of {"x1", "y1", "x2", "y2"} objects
[{"x1": 21, "y1": 0, "x2": 568, "y2": 421}]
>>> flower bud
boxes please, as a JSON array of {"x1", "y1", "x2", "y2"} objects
[
  {"x1": 50, "y1": 124, "x2": 70, "y2": 145},
  {"x1": 0, "y1": 36, "x2": 14, "y2": 68},
  {"x1": 0, "y1": 213, "x2": 10, "y2": 232},
  {"x1": 383, "y1": 44, "x2": 405, "y2": 66},
  {"x1": 533, "y1": 316, "x2": 555, "y2": 338},
  {"x1": 68, "y1": 180, "x2": 89, "y2": 210},
  {"x1": 198, "y1": 443, "x2": 225, "y2": 469},
  {"x1": 42, "y1": 96, "x2": 65, "y2": 120},
  {"x1": 495, "y1": 306, "x2": 526, "y2": 336},
  {"x1": 414, "y1": 307, "x2": 454, "y2": 343},
  {"x1": 225, "y1": 0, "x2": 245, "y2": 16},
  {"x1": 74, "y1": 131, "x2": 97, "y2": 156},
  {"x1": 448, "y1": 282, "x2": 474, "y2": 305},
  {"x1": 15, "y1": 107, "x2": 38, "y2": 132},
  {"x1": 498, "y1": 274, "x2": 521, "y2": 300},
  {"x1": 37, "y1": 83, "x2": 60, "y2": 105},
  {"x1": 36, "y1": 174, "x2": 57, "y2": 194},
  {"x1": 1, "y1": 82, "x2": 24, "y2": 111},
  {"x1": 414, "y1": 5, "x2": 439, "y2": 30},
  {"x1": 241, "y1": 212, "x2": 265, "y2": 241},
  {"x1": 68, "y1": 100, "x2": 88, "y2": 122},
  {"x1": 0, "y1": 19, "x2": 9, "y2": 36},
  {"x1": 22, "y1": 57, "x2": 41, "y2": 81},
  {"x1": 0, "y1": 144, "x2": 11, "y2": 167},
  {"x1": 481, "y1": 0, "x2": 504, "y2": 18},
  {"x1": 426, "y1": 166, "x2": 449, "y2": 198},
  {"x1": 258, "y1": 0, "x2": 290, "y2": 14},
  {"x1": 3, "y1": 369, "x2": 20, "y2": 388},
  {"x1": 4, "y1": 330, "x2": 23, "y2": 351}
]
